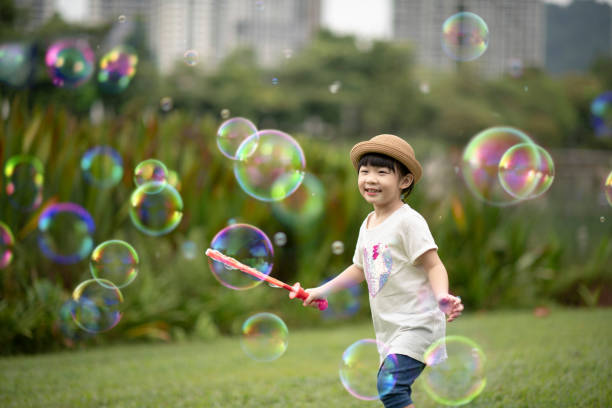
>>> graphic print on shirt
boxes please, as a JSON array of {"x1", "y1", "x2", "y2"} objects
[{"x1": 363, "y1": 243, "x2": 393, "y2": 297}]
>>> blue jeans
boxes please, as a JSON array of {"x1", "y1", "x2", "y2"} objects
[{"x1": 377, "y1": 354, "x2": 425, "y2": 408}]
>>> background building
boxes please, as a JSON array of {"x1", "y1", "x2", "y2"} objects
[
  {"x1": 88, "y1": 0, "x2": 321, "y2": 73},
  {"x1": 545, "y1": 0, "x2": 612, "y2": 74},
  {"x1": 392, "y1": 0, "x2": 546, "y2": 77}
]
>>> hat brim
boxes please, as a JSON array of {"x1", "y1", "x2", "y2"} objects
[{"x1": 350, "y1": 141, "x2": 422, "y2": 183}]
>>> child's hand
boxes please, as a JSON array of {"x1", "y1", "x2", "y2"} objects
[
  {"x1": 437, "y1": 294, "x2": 464, "y2": 322},
  {"x1": 290, "y1": 282, "x2": 328, "y2": 308}
]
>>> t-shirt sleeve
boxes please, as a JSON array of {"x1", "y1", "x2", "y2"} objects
[
  {"x1": 352, "y1": 225, "x2": 365, "y2": 268},
  {"x1": 401, "y1": 212, "x2": 438, "y2": 265}
]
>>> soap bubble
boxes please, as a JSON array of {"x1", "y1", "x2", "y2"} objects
[
  {"x1": 4, "y1": 155, "x2": 44, "y2": 211},
  {"x1": 605, "y1": 171, "x2": 612, "y2": 207},
  {"x1": 339, "y1": 339, "x2": 397, "y2": 400},
  {"x1": 184, "y1": 49, "x2": 199, "y2": 66},
  {"x1": 134, "y1": 159, "x2": 168, "y2": 188},
  {"x1": 129, "y1": 182, "x2": 183, "y2": 236},
  {"x1": 160, "y1": 97, "x2": 173, "y2": 112},
  {"x1": 498, "y1": 143, "x2": 555, "y2": 200},
  {"x1": 98, "y1": 45, "x2": 138, "y2": 94},
  {"x1": 331, "y1": 241, "x2": 345, "y2": 255},
  {"x1": 422, "y1": 336, "x2": 487, "y2": 406},
  {"x1": 234, "y1": 129, "x2": 306, "y2": 202},
  {"x1": 90, "y1": 240, "x2": 139, "y2": 288},
  {"x1": 0, "y1": 221, "x2": 15, "y2": 268},
  {"x1": 208, "y1": 223, "x2": 273, "y2": 290},
  {"x1": 71, "y1": 279, "x2": 123, "y2": 333},
  {"x1": 45, "y1": 39, "x2": 94, "y2": 88},
  {"x1": 273, "y1": 232, "x2": 287, "y2": 247},
  {"x1": 216, "y1": 117, "x2": 258, "y2": 160},
  {"x1": 441, "y1": 12, "x2": 489, "y2": 61},
  {"x1": 38, "y1": 203, "x2": 95, "y2": 264},
  {"x1": 591, "y1": 91, "x2": 612, "y2": 138},
  {"x1": 241, "y1": 312, "x2": 289, "y2": 361},
  {"x1": 81, "y1": 146, "x2": 123, "y2": 188},
  {"x1": 461, "y1": 127, "x2": 534, "y2": 206},
  {"x1": 0, "y1": 42, "x2": 34, "y2": 87}
]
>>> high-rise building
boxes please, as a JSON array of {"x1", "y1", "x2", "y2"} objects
[
  {"x1": 545, "y1": 0, "x2": 612, "y2": 74},
  {"x1": 392, "y1": 0, "x2": 546, "y2": 77},
  {"x1": 88, "y1": 0, "x2": 151, "y2": 25},
  {"x1": 17, "y1": 0, "x2": 57, "y2": 30},
  {"x1": 88, "y1": 0, "x2": 321, "y2": 73}
]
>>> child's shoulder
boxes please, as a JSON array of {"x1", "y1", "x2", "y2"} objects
[{"x1": 397, "y1": 204, "x2": 429, "y2": 227}]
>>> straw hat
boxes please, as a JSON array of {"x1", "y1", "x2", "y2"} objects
[{"x1": 350, "y1": 134, "x2": 423, "y2": 184}]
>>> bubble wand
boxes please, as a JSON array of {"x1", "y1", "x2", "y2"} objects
[{"x1": 205, "y1": 248, "x2": 328, "y2": 311}]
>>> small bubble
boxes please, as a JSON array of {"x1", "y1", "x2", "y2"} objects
[
  {"x1": 118, "y1": 15, "x2": 126, "y2": 23},
  {"x1": 272, "y1": 77, "x2": 279, "y2": 85},
  {"x1": 331, "y1": 241, "x2": 344, "y2": 255},
  {"x1": 329, "y1": 80, "x2": 341, "y2": 94},
  {"x1": 419, "y1": 82, "x2": 430, "y2": 94},
  {"x1": 221, "y1": 108, "x2": 230, "y2": 119},
  {"x1": 183, "y1": 49, "x2": 199, "y2": 66},
  {"x1": 274, "y1": 232, "x2": 287, "y2": 247},
  {"x1": 160, "y1": 97, "x2": 173, "y2": 112},
  {"x1": 524, "y1": 85, "x2": 528, "y2": 92},
  {"x1": 600, "y1": 216, "x2": 605, "y2": 223},
  {"x1": 283, "y1": 48, "x2": 293, "y2": 59}
]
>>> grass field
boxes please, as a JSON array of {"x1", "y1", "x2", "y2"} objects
[{"x1": 1, "y1": 308, "x2": 610, "y2": 408}]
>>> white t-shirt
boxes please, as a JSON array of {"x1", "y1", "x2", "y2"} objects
[{"x1": 353, "y1": 204, "x2": 446, "y2": 364}]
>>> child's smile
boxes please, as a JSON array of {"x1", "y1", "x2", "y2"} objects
[{"x1": 358, "y1": 165, "x2": 404, "y2": 206}]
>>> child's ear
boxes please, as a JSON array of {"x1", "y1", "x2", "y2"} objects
[{"x1": 400, "y1": 174, "x2": 414, "y2": 189}]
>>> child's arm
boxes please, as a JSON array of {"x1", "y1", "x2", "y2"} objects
[
  {"x1": 416, "y1": 249, "x2": 464, "y2": 322},
  {"x1": 293, "y1": 263, "x2": 365, "y2": 308}
]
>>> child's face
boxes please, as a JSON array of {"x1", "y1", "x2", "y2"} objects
[{"x1": 357, "y1": 164, "x2": 413, "y2": 207}]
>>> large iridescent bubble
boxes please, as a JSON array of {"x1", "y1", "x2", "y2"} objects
[
  {"x1": 270, "y1": 173, "x2": 324, "y2": 226},
  {"x1": 441, "y1": 12, "x2": 489, "y2": 62},
  {"x1": 241, "y1": 312, "x2": 289, "y2": 361},
  {"x1": 216, "y1": 117, "x2": 258, "y2": 160},
  {"x1": 81, "y1": 146, "x2": 124, "y2": 188},
  {"x1": 38, "y1": 203, "x2": 95, "y2": 264},
  {"x1": 422, "y1": 336, "x2": 487, "y2": 406},
  {"x1": 0, "y1": 43, "x2": 33, "y2": 87},
  {"x1": 234, "y1": 129, "x2": 306, "y2": 202},
  {"x1": 339, "y1": 339, "x2": 398, "y2": 401},
  {"x1": 129, "y1": 182, "x2": 183, "y2": 236},
  {"x1": 0, "y1": 221, "x2": 15, "y2": 268},
  {"x1": 45, "y1": 39, "x2": 94, "y2": 88},
  {"x1": 208, "y1": 223, "x2": 273, "y2": 290},
  {"x1": 461, "y1": 127, "x2": 534, "y2": 206},
  {"x1": 4, "y1": 155, "x2": 44, "y2": 211},
  {"x1": 590, "y1": 91, "x2": 612, "y2": 138},
  {"x1": 98, "y1": 45, "x2": 138, "y2": 94},
  {"x1": 71, "y1": 279, "x2": 123, "y2": 333},
  {"x1": 90, "y1": 240, "x2": 139, "y2": 289},
  {"x1": 498, "y1": 143, "x2": 554, "y2": 200}
]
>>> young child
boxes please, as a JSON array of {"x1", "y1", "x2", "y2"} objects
[{"x1": 294, "y1": 134, "x2": 463, "y2": 408}]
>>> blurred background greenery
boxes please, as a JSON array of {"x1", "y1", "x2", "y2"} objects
[{"x1": 0, "y1": 2, "x2": 610, "y2": 355}]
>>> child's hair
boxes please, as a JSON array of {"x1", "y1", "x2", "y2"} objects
[{"x1": 357, "y1": 153, "x2": 414, "y2": 199}]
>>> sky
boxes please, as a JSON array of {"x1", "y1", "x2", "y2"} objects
[{"x1": 56, "y1": 0, "x2": 612, "y2": 38}]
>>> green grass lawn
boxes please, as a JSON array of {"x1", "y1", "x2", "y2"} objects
[{"x1": 1, "y1": 308, "x2": 610, "y2": 408}]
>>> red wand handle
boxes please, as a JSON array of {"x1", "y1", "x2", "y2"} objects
[
  {"x1": 289, "y1": 282, "x2": 328, "y2": 311},
  {"x1": 206, "y1": 248, "x2": 328, "y2": 311}
]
